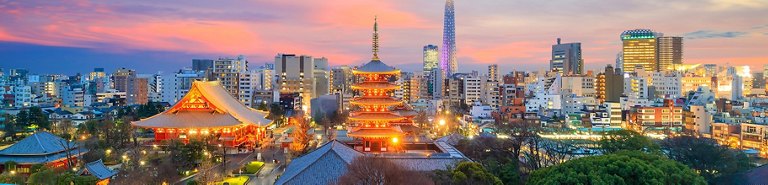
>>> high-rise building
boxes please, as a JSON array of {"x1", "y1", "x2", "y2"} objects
[
  {"x1": 550, "y1": 38, "x2": 583, "y2": 75},
  {"x1": 112, "y1": 68, "x2": 135, "y2": 93},
  {"x1": 440, "y1": 0, "x2": 457, "y2": 77},
  {"x1": 621, "y1": 29, "x2": 659, "y2": 72},
  {"x1": 89, "y1": 68, "x2": 106, "y2": 81},
  {"x1": 331, "y1": 66, "x2": 354, "y2": 94},
  {"x1": 211, "y1": 55, "x2": 248, "y2": 98},
  {"x1": 313, "y1": 57, "x2": 330, "y2": 97},
  {"x1": 657, "y1": 36, "x2": 683, "y2": 71},
  {"x1": 275, "y1": 54, "x2": 325, "y2": 109},
  {"x1": 192, "y1": 59, "x2": 214, "y2": 72},
  {"x1": 128, "y1": 76, "x2": 149, "y2": 105},
  {"x1": 488, "y1": 64, "x2": 499, "y2": 82},
  {"x1": 160, "y1": 68, "x2": 206, "y2": 104},
  {"x1": 423, "y1": 45, "x2": 439, "y2": 72},
  {"x1": 596, "y1": 65, "x2": 624, "y2": 103},
  {"x1": 615, "y1": 52, "x2": 624, "y2": 74}
]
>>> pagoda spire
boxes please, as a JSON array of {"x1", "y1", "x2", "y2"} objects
[{"x1": 372, "y1": 16, "x2": 380, "y2": 60}]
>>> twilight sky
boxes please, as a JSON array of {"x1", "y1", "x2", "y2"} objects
[{"x1": 0, "y1": 0, "x2": 767, "y2": 75}]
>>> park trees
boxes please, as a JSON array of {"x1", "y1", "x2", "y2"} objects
[
  {"x1": 338, "y1": 156, "x2": 432, "y2": 185},
  {"x1": 528, "y1": 151, "x2": 706, "y2": 184},
  {"x1": 432, "y1": 162, "x2": 503, "y2": 185},
  {"x1": 598, "y1": 130, "x2": 659, "y2": 154},
  {"x1": 661, "y1": 136, "x2": 754, "y2": 183}
]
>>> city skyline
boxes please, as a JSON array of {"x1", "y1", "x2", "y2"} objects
[{"x1": 1, "y1": 0, "x2": 767, "y2": 75}]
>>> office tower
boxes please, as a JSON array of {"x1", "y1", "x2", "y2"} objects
[
  {"x1": 211, "y1": 55, "x2": 248, "y2": 98},
  {"x1": 112, "y1": 68, "x2": 135, "y2": 92},
  {"x1": 89, "y1": 68, "x2": 106, "y2": 81},
  {"x1": 657, "y1": 36, "x2": 683, "y2": 71},
  {"x1": 621, "y1": 29, "x2": 659, "y2": 72},
  {"x1": 313, "y1": 57, "x2": 330, "y2": 97},
  {"x1": 550, "y1": 38, "x2": 584, "y2": 75},
  {"x1": 427, "y1": 68, "x2": 444, "y2": 99},
  {"x1": 160, "y1": 69, "x2": 206, "y2": 104},
  {"x1": 275, "y1": 53, "x2": 320, "y2": 109},
  {"x1": 752, "y1": 72, "x2": 764, "y2": 90},
  {"x1": 331, "y1": 66, "x2": 354, "y2": 94},
  {"x1": 488, "y1": 64, "x2": 499, "y2": 82},
  {"x1": 423, "y1": 45, "x2": 439, "y2": 72},
  {"x1": 129, "y1": 76, "x2": 149, "y2": 105},
  {"x1": 615, "y1": 52, "x2": 624, "y2": 74},
  {"x1": 732, "y1": 74, "x2": 743, "y2": 100},
  {"x1": 440, "y1": 0, "x2": 457, "y2": 76},
  {"x1": 596, "y1": 65, "x2": 624, "y2": 103},
  {"x1": 651, "y1": 72, "x2": 681, "y2": 99},
  {"x1": 192, "y1": 59, "x2": 214, "y2": 72}
]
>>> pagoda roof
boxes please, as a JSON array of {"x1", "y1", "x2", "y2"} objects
[
  {"x1": 350, "y1": 82, "x2": 399, "y2": 90},
  {"x1": 81, "y1": 159, "x2": 117, "y2": 180},
  {"x1": 349, "y1": 112, "x2": 403, "y2": 122},
  {"x1": 353, "y1": 60, "x2": 399, "y2": 74},
  {"x1": 350, "y1": 97, "x2": 402, "y2": 106},
  {"x1": 133, "y1": 81, "x2": 271, "y2": 128},
  {"x1": 347, "y1": 127, "x2": 403, "y2": 138}
]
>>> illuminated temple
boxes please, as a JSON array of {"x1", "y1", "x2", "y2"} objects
[
  {"x1": 132, "y1": 81, "x2": 271, "y2": 148},
  {"x1": 346, "y1": 17, "x2": 415, "y2": 152}
]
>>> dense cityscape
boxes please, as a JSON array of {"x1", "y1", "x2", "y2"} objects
[{"x1": 1, "y1": 0, "x2": 767, "y2": 185}]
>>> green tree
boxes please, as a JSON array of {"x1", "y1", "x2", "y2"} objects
[
  {"x1": 434, "y1": 162, "x2": 503, "y2": 185},
  {"x1": 27, "y1": 107, "x2": 51, "y2": 130},
  {"x1": 257, "y1": 101, "x2": 268, "y2": 111},
  {"x1": 27, "y1": 168, "x2": 57, "y2": 184},
  {"x1": 267, "y1": 103, "x2": 285, "y2": 126},
  {"x1": 1, "y1": 114, "x2": 17, "y2": 138},
  {"x1": 497, "y1": 162, "x2": 521, "y2": 185},
  {"x1": 599, "y1": 130, "x2": 659, "y2": 154},
  {"x1": 661, "y1": 136, "x2": 754, "y2": 183},
  {"x1": 528, "y1": 151, "x2": 706, "y2": 185}
]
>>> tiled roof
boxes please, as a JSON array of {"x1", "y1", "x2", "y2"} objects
[
  {"x1": 276, "y1": 140, "x2": 363, "y2": 185},
  {"x1": 347, "y1": 128, "x2": 404, "y2": 138},
  {"x1": 354, "y1": 60, "x2": 398, "y2": 73},
  {"x1": 82, "y1": 159, "x2": 117, "y2": 180},
  {"x1": 348, "y1": 112, "x2": 403, "y2": 121},
  {"x1": 131, "y1": 111, "x2": 244, "y2": 129},
  {"x1": 0, "y1": 131, "x2": 76, "y2": 155},
  {"x1": 133, "y1": 81, "x2": 271, "y2": 128}
]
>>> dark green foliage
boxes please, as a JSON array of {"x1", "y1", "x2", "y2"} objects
[
  {"x1": 434, "y1": 162, "x2": 503, "y2": 185},
  {"x1": 599, "y1": 130, "x2": 659, "y2": 154},
  {"x1": 136, "y1": 102, "x2": 166, "y2": 119},
  {"x1": 1, "y1": 114, "x2": 17, "y2": 138},
  {"x1": 15, "y1": 107, "x2": 50, "y2": 131},
  {"x1": 528, "y1": 151, "x2": 707, "y2": 185},
  {"x1": 0, "y1": 174, "x2": 24, "y2": 184},
  {"x1": 661, "y1": 136, "x2": 754, "y2": 183},
  {"x1": 267, "y1": 103, "x2": 285, "y2": 126},
  {"x1": 257, "y1": 102, "x2": 268, "y2": 111},
  {"x1": 169, "y1": 140, "x2": 206, "y2": 172},
  {"x1": 27, "y1": 169, "x2": 99, "y2": 185}
]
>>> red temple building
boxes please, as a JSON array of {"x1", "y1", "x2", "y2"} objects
[
  {"x1": 347, "y1": 17, "x2": 415, "y2": 152},
  {"x1": 132, "y1": 81, "x2": 271, "y2": 148},
  {"x1": 0, "y1": 131, "x2": 86, "y2": 174}
]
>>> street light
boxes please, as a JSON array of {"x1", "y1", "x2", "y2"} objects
[{"x1": 439, "y1": 119, "x2": 446, "y2": 126}]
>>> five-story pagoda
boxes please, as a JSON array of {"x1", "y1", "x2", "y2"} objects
[{"x1": 347, "y1": 17, "x2": 410, "y2": 152}]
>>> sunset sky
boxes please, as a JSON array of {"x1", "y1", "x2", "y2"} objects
[{"x1": 1, "y1": 0, "x2": 766, "y2": 75}]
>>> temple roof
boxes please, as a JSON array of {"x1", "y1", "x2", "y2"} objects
[
  {"x1": 350, "y1": 82, "x2": 399, "y2": 90},
  {"x1": 276, "y1": 140, "x2": 363, "y2": 185},
  {"x1": 81, "y1": 159, "x2": 117, "y2": 180},
  {"x1": 0, "y1": 131, "x2": 77, "y2": 155},
  {"x1": 347, "y1": 127, "x2": 403, "y2": 138},
  {"x1": 0, "y1": 131, "x2": 88, "y2": 164},
  {"x1": 350, "y1": 97, "x2": 402, "y2": 106},
  {"x1": 353, "y1": 60, "x2": 399, "y2": 74},
  {"x1": 133, "y1": 81, "x2": 271, "y2": 128},
  {"x1": 348, "y1": 112, "x2": 403, "y2": 122}
]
